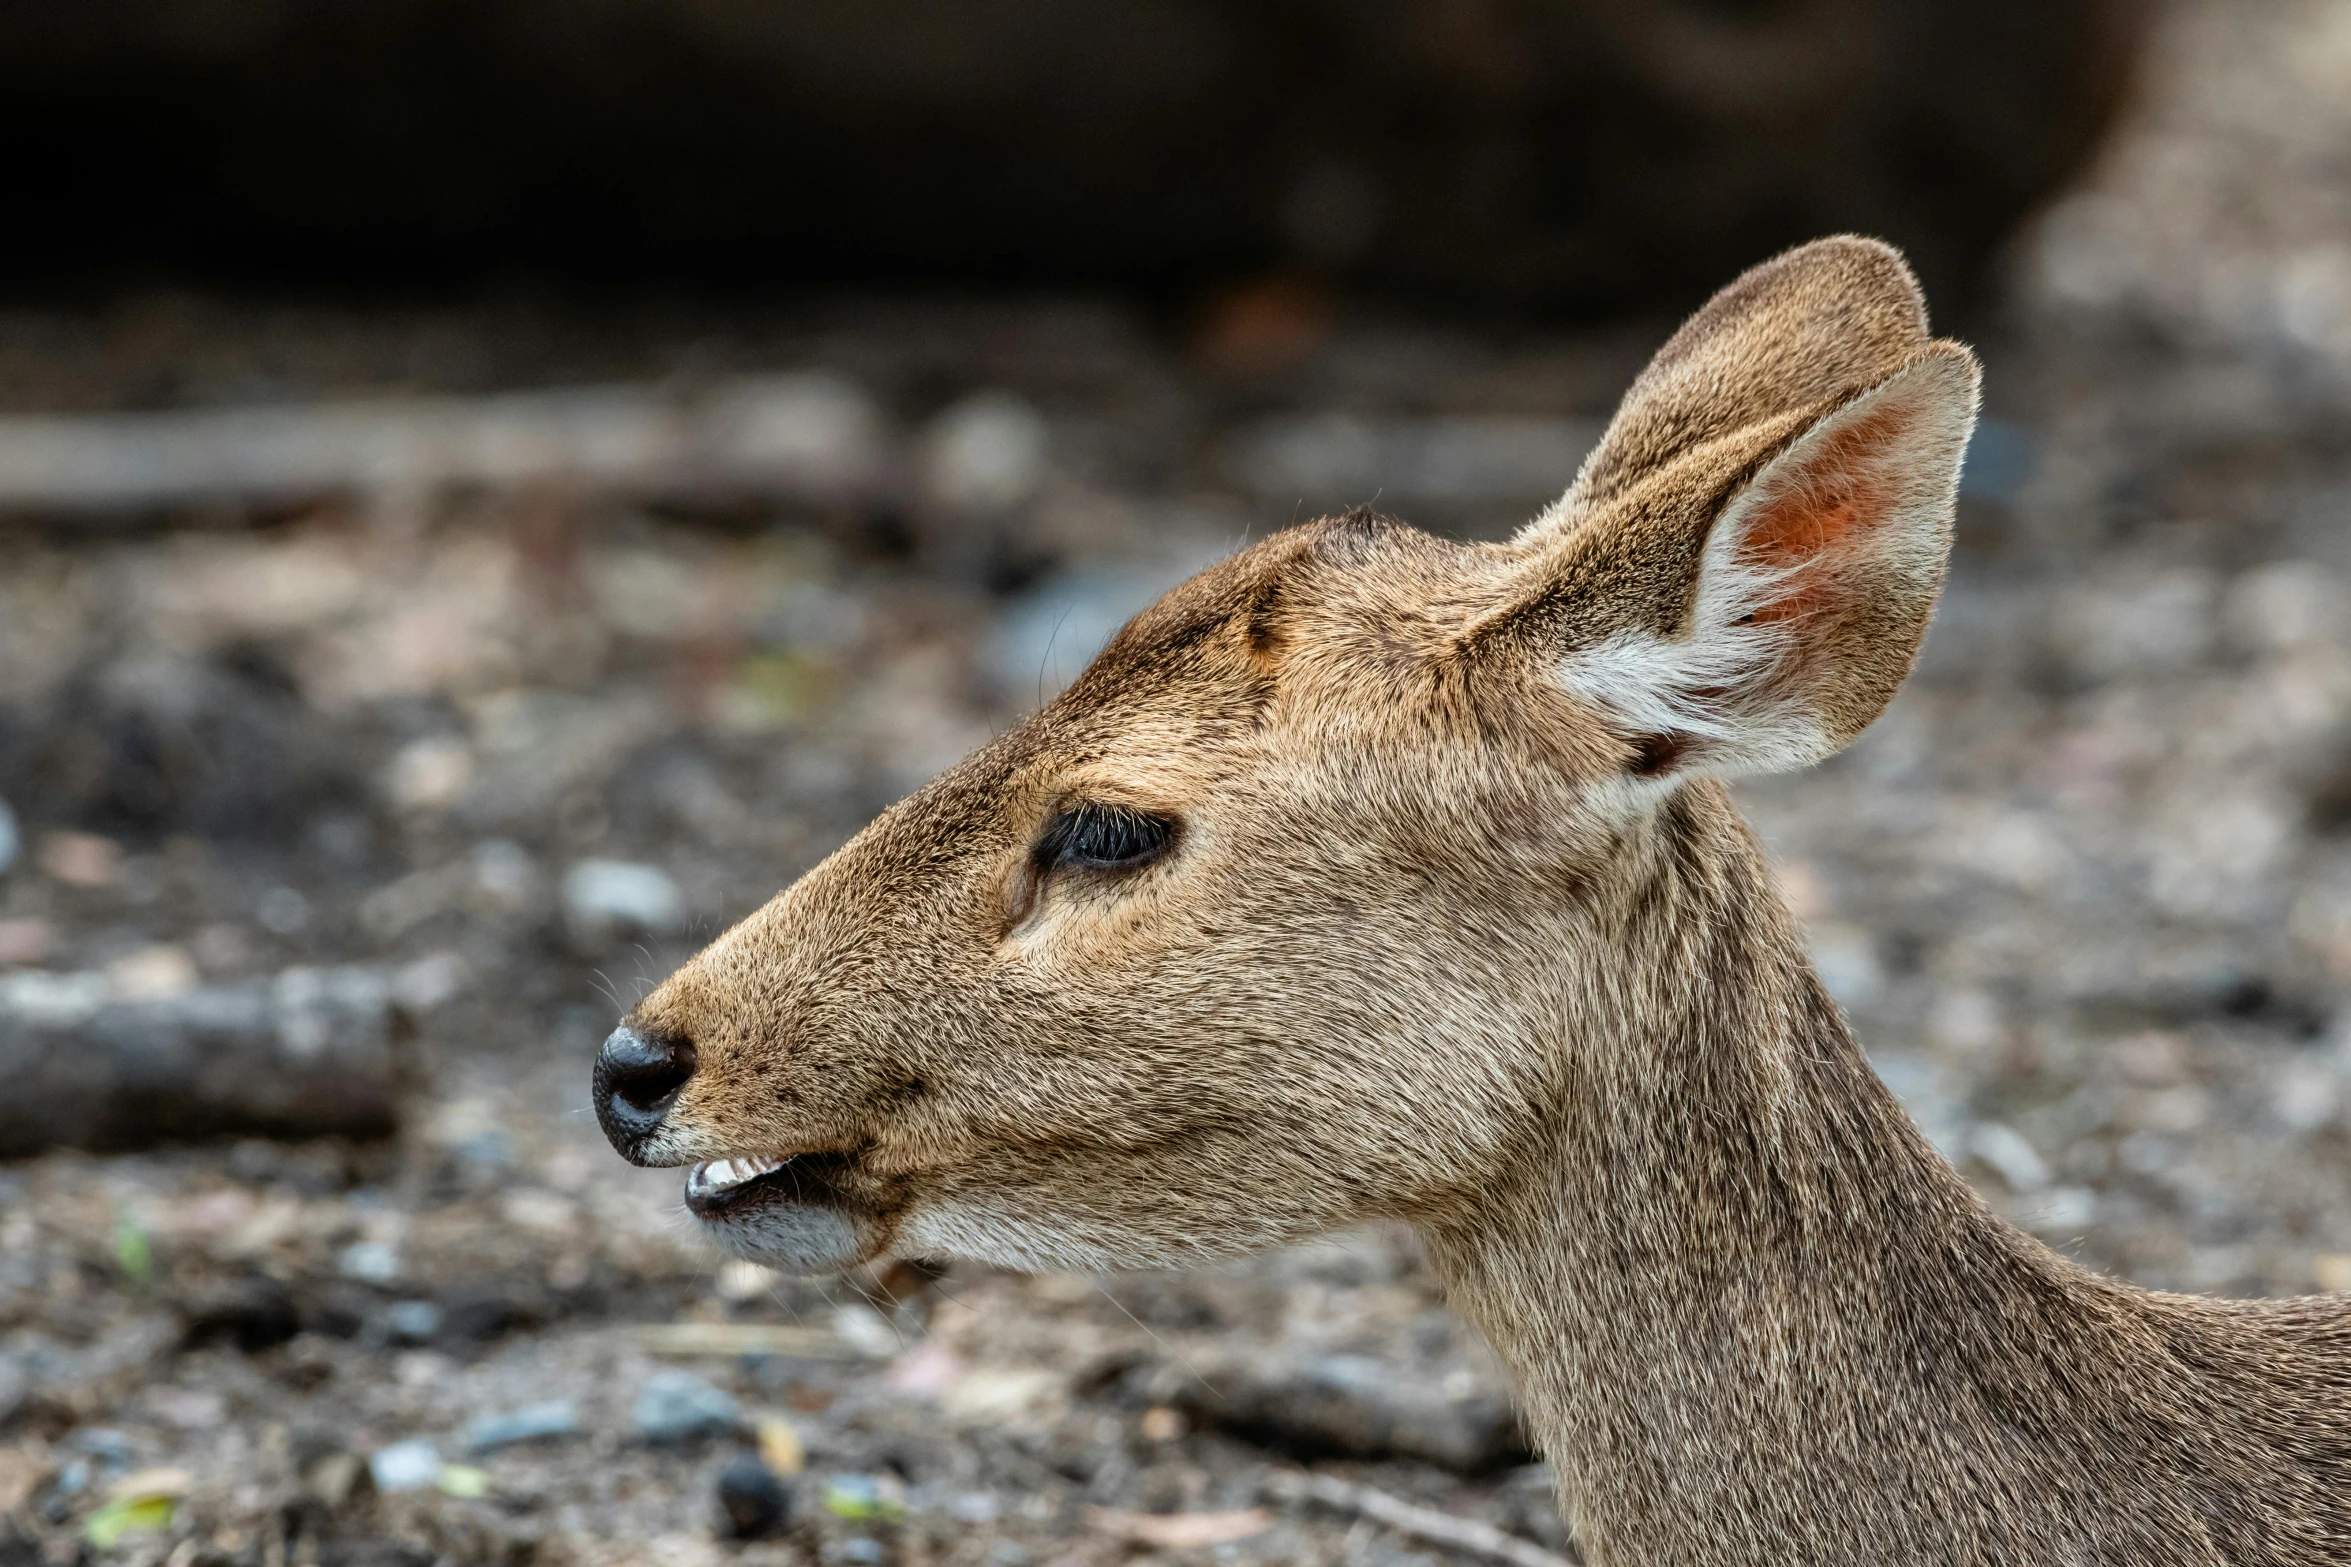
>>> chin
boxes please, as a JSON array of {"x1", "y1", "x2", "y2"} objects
[{"x1": 682, "y1": 1154, "x2": 883, "y2": 1273}]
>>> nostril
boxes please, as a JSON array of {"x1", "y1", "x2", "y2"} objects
[
  {"x1": 593, "y1": 1026, "x2": 697, "y2": 1152},
  {"x1": 607, "y1": 1029, "x2": 696, "y2": 1112}
]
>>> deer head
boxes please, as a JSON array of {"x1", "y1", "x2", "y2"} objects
[{"x1": 592, "y1": 235, "x2": 1980, "y2": 1279}]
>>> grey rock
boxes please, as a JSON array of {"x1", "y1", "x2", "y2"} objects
[
  {"x1": 1160, "y1": 1351, "x2": 1529, "y2": 1475},
  {"x1": 716, "y1": 1453, "x2": 792, "y2": 1539},
  {"x1": 632, "y1": 1370, "x2": 743, "y2": 1444},
  {"x1": 368, "y1": 1439, "x2": 441, "y2": 1494},
  {"x1": 384, "y1": 1301, "x2": 444, "y2": 1343},
  {"x1": 465, "y1": 1401, "x2": 581, "y2": 1453}
]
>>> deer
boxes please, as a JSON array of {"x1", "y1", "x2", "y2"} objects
[{"x1": 590, "y1": 237, "x2": 2351, "y2": 1566}]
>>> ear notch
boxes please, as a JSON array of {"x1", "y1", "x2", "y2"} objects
[{"x1": 1557, "y1": 340, "x2": 1980, "y2": 780}]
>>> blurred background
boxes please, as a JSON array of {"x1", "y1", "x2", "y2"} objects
[{"x1": 3, "y1": 0, "x2": 2350, "y2": 1563}]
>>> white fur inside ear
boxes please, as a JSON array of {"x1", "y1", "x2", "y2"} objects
[{"x1": 1553, "y1": 356, "x2": 1974, "y2": 779}]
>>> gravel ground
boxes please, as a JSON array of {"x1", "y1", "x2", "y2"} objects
[{"x1": 5, "y1": 2, "x2": 2351, "y2": 1562}]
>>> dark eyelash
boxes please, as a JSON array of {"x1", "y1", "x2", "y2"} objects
[{"x1": 1033, "y1": 803, "x2": 1178, "y2": 872}]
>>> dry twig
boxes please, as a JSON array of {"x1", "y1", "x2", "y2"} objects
[{"x1": 1264, "y1": 1469, "x2": 1581, "y2": 1567}]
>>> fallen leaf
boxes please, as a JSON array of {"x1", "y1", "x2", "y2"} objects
[
  {"x1": 756, "y1": 1417, "x2": 805, "y2": 1476},
  {"x1": 436, "y1": 1463, "x2": 489, "y2": 1499},
  {"x1": 1084, "y1": 1506, "x2": 1272, "y2": 1549},
  {"x1": 83, "y1": 1495, "x2": 175, "y2": 1549},
  {"x1": 107, "y1": 1468, "x2": 192, "y2": 1503}
]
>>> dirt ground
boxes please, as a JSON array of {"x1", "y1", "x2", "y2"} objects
[{"x1": 5, "y1": 2, "x2": 2351, "y2": 1563}]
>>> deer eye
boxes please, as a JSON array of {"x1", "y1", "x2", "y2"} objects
[{"x1": 1034, "y1": 804, "x2": 1177, "y2": 873}]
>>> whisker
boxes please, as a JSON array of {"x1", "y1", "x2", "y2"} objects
[{"x1": 1090, "y1": 1276, "x2": 1221, "y2": 1399}]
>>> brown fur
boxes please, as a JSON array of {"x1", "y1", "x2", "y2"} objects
[{"x1": 608, "y1": 237, "x2": 2351, "y2": 1565}]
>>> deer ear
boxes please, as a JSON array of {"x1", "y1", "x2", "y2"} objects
[
  {"x1": 1472, "y1": 340, "x2": 1979, "y2": 780},
  {"x1": 1571, "y1": 345, "x2": 1976, "y2": 777}
]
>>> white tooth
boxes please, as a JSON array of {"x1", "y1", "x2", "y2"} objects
[{"x1": 691, "y1": 1155, "x2": 789, "y2": 1196}]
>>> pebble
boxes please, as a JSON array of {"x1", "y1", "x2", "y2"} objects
[
  {"x1": 715, "y1": 1453, "x2": 792, "y2": 1539},
  {"x1": 465, "y1": 1401, "x2": 581, "y2": 1453},
  {"x1": 337, "y1": 1241, "x2": 402, "y2": 1284},
  {"x1": 920, "y1": 390, "x2": 1049, "y2": 513},
  {"x1": 1969, "y1": 1122, "x2": 2051, "y2": 1193},
  {"x1": 632, "y1": 1370, "x2": 742, "y2": 1444},
  {"x1": 368, "y1": 1439, "x2": 441, "y2": 1494},
  {"x1": 562, "y1": 860, "x2": 685, "y2": 945}
]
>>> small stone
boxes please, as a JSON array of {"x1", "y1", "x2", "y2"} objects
[
  {"x1": 338, "y1": 1240, "x2": 402, "y2": 1283},
  {"x1": 106, "y1": 945, "x2": 197, "y2": 1002},
  {"x1": 385, "y1": 1300, "x2": 443, "y2": 1343},
  {"x1": 257, "y1": 886, "x2": 311, "y2": 935},
  {"x1": 368, "y1": 1439, "x2": 441, "y2": 1494},
  {"x1": 39, "y1": 831, "x2": 121, "y2": 889},
  {"x1": 305, "y1": 1452, "x2": 365, "y2": 1508},
  {"x1": 715, "y1": 1453, "x2": 792, "y2": 1539},
  {"x1": 464, "y1": 1401, "x2": 580, "y2": 1453},
  {"x1": 563, "y1": 860, "x2": 685, "y2": 946},
  {"x1": 1969, "y1": 1122, "x2": 2051, "y2": 1193},
  {"x1": 0, "y1": 918, "x2": 49, "y2": 966},
  {"x1": 67, "y1": 1429, "x2": 134, "y2": 1465},
  {"x1": 383, "y1": 737, "x2": 473, "y2": 812},
  {"x1": 471, "y1": 840, "x2": 536, "y2": 906},
  {"x1": 920, "y1": 391, "x2": 1049, "y2": 513},
  {"x1": 2270, "y1": 1057, "x2": 2341, "y2": 1132},
  {"x1": 633, "y1": 1370, "x2": 743, "y2": 1444}
]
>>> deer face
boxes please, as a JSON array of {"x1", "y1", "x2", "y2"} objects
[{"x1": 591, "y1": 236, "x2": 1980, "y2": 1276}]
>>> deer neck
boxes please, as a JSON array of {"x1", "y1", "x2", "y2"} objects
[{"x1": 1418, "y1": 786, "x2": 2153, "y2": 1565}]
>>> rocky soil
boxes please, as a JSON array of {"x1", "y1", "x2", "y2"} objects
[{"x1": 4, "y1": 1, "x2": 2351, "y2": 1563}]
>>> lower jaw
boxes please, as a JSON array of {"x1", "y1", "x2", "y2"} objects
[
  {"x1": 695, "y1": 1195, "x2": 870, "y2": 1272},
  {"x1": 684, "y1": 1157, "x2": 880, "y2": 1272}
]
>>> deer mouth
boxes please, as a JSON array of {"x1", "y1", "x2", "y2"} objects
[
  {"x1": 684, "y1": 1152, "x2": 856, "y2": 1219},
  {"x1": 677, "y1": 1149, "x2": 882, "y2": 1271}
]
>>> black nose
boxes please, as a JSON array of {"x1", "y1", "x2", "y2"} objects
[{"x1": 593, "y1": 1025, "x2": 697, "y2": 1159}]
